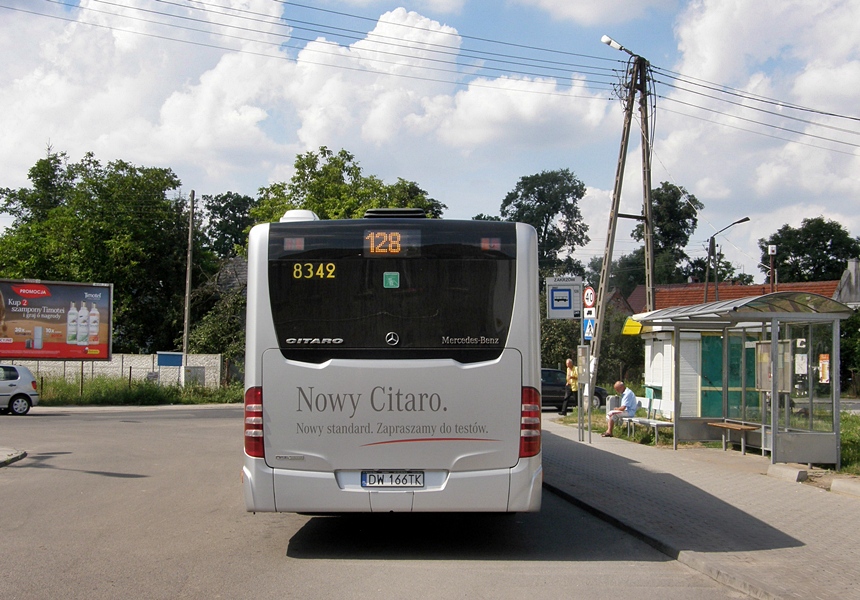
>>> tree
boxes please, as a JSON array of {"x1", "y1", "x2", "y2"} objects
[
  {"x1": 252, "y1": 146, "x2": 446, "y2": 223},
  {"x1": 1, "y1": 147, "x2": 73, "y2": 224},
  {"x1": 586, "y1": 250, "x2": 648, "y2": 300},
  {"x1": 758, "y1": 217, "x2": 860, "y2": 282},
  {"x1": 587, "y1": 182, "x2": 708, "y2": 296},
  {"x1": 595, "y1": 303, "x2": 643, "y2": 384},
  {"x1": 540, "y1": 302, "x2": 581, "y2": 370},
  {"x1": 499, "y1": 169, "x2": 589, "y2": 271},
  {"x1": 633, "y1": 183, "x2": 703, "y2": 256},
  {"x1": 201, "y1": 192, "x2": 258, "y2": 259},
  {"x1": 188, "y1": 259, "x2": 247, "y2": 365},
  {"x1": 377, "y1": 178, "x2": 446, "y2": 218},
  {"x1": 472, "y1": 213, "x2": 501, "y2": 221},
  {"x1": 632, "y1": 182, "x2": 704, "y2": 284},
  {"x1": 0, "y1": 150, "x2": 216, "y2": 353}
]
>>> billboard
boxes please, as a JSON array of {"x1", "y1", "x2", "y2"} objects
[{"x1": 0, "y1": 279, "x2": 113, "y2": 361}]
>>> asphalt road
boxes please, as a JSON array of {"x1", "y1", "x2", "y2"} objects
[{"x1": 0, "y1": 406, "x2": 748, "y2": 599}]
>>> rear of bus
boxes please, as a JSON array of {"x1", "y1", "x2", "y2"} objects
[{"x1": 242, "y1": 209, "x2": 542, "y2": 513}]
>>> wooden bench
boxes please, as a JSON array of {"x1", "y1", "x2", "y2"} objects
[{"x1": 707, "y1": 421, "x2": 760, "y2": 454}]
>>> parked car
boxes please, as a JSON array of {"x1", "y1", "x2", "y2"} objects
[
  {"x1": 0, "y1": 365, "x2": 40, "y2": 415},
  {"x1": 540, "y1": 368, "x2": 607, "y2": 410}
]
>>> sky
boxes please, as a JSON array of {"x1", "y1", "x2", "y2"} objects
[{"x1": 2, "y1": 0, "x2": 860, "y2": 284}]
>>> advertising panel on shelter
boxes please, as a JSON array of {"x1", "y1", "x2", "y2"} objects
[{"x1": 0, "y1": 279, "x2": 113, "y2": 361}]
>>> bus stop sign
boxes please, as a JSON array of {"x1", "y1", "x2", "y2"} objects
[{"x1": 546, "y1": 276, "x2": 582, "y2": 320}]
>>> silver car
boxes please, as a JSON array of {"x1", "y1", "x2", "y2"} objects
[{"x1": 0, "y1": 365, "x2": 40, "y2": 415}]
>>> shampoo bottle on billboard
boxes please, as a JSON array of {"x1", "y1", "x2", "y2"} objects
[
  {"x1": 88, "y1": 304, "x2": 100, "y2": 345},
  {"x1": 66, "y1": 302, "x2": 78, "y2": 345},
  {"x1": 77, "y1": 301, "x2": 89, "y2": 345}
]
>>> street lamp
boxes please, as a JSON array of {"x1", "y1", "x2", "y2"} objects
[
  {"x1": 601, "y1": 35, "x2": 633, "y2": 56},
  {"x1": 703, "y1": 216, "x2": 750, "y2": 302}
]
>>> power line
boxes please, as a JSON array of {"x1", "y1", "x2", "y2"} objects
[
  {"x1": 84, "y1": 0, "x2": 621, "y2": 87},
  {"x1": 655, "y1": 77, "x2": 860, "y2": 138},
  {"x1": 17, "y1": 1, "x2": 617, "y2": 99},
  {"x1": 660, "y1": 107, "x2": 856, "y2": 156},
  {"x1": 166, "y1": 0, "x2": 620, "y2": 76},
  {"x1": 660, "y1": 95, "x2": 860, "y2": 149},
  {"x1": 268, "y1": 0, "x2": 619, "y2": 63},
  {"x1": 652, "y1": 65, "x2": 860, "y2": 124}
]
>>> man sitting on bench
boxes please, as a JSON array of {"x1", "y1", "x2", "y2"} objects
[{"x1": 603, "y1": 381, "x2": 637, "y2": 438}]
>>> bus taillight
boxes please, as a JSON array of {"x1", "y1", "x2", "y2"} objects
[
  {"x1": 520, "y1": 387, "x2": 541, "y2": 458},
  {"x1": 244, "y1": 387, "x2": 264, "y2": 458}
]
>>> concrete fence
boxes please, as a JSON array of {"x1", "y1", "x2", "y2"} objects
[{"x1": 8, "y1": 354, "x2": 223, "y2": 389}]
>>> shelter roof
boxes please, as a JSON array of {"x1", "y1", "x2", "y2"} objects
[{"x1": 632, "y1": 291, "x2": 854, "y2": 329}]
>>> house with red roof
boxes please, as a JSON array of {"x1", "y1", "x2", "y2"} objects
[{"x1": 627, "y1": 279, "x2": 842, "y2": 314}]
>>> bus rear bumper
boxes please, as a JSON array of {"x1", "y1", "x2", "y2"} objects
[{"x1": 243, "y1": 454, "x2": 542, "y2": 513}]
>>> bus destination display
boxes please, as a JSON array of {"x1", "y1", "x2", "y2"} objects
[{"x1": 363, "y1": 229, "x2": 421, "y2": 257}]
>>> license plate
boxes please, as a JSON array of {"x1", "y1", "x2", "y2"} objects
[{"x1": 361, "y1": 471, "x2": 424, "y2": 488}]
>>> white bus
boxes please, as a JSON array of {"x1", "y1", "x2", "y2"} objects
[{"x1": 242, "y1": 208, "x2": 542, "y2": 513}]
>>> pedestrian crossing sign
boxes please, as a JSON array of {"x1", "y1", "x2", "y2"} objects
[{"x1": 583, "y1": 318, "x2": 596, "y2": 340}]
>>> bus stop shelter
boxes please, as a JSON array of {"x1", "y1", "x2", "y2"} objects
[{"x1": 631, "y1": 292, "x2": 854, "y2": 467}]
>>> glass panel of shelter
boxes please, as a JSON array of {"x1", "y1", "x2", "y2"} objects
[{"x1": 721, "y1": 321, "x2": 834, "y2": 434}]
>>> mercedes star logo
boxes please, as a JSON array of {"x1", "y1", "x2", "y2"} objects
[{"x1": 385, "y1": 332, "x2": 400, "y2": 346}]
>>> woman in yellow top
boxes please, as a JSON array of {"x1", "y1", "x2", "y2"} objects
[{"x1": 559, "y1": 358, "x2": 578, "y2": 415}]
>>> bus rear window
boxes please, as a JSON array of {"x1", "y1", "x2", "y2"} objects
[{"x1": 267, "y1": 220, "x2": 517, "y2": 363}]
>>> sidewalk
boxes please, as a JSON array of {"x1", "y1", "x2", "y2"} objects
[
  {"x1": 1, "y1": 447, "x2": 26, "y2": 467},
  {"x1": 542, "y1": 418, "x2": 860, "y2": 600}
]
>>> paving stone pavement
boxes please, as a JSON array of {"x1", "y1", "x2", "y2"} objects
[{"x1": 541, "y1": 418, "x2": 860, "y2": 600}]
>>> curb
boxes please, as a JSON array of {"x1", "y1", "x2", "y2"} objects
[
  {"x1": 1, "y1": 449, "x2": 26, "y2": 467},
  {"x1": 830, "y1": 477, "x2": 860, "y2": 498},
  {"x1": 542, "y1": 481, "x2": 782, "y2": 600},
  {"x1": 767, "y1": 463, "x2": 808, "y2": 483}
]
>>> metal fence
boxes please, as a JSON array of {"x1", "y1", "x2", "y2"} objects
[{"x1": 7, "y1": 354, "x2": 223, "y2": 389}]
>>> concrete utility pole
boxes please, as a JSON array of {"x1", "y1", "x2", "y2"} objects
[
  {"x1": 589, "y1": 37, "x2": 655, "y2": 406},
  {"x1": 182, "y1": 189, "x2": 195, "y2": 385}
]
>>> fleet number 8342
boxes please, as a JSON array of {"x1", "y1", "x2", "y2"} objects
[{"x1": 292, "y1": 262, "x2": 336, "y2": 279}]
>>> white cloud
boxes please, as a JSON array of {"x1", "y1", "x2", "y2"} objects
[
  {"x1": 411, "y1": 76, "x2": 610, "y2": 150},
  {"x1": 0, "y1": 0, "x2": 298, "y2": 190},
  {"x1": 647, "y1": 0, "x2": 860, "y2": 277},
  {"x1": 3, "y1": 0, "x2": 858, "y2": 285},
  {"x1": 280, "y1": 9, "x2": 461, "y2": 149}
]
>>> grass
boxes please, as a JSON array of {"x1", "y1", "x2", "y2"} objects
[
  {"x1": 556, "y1": 407, "x2": 860, "y2": 474},
  {"x1": 38, "y1": 376, "x2": 243, "y2": 407},
  {"x1": 841, "y1": 412, "x2": 860, "y2": 475}
]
